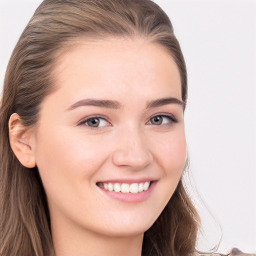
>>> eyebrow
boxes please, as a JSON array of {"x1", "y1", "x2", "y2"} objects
[
  {"x1": 67, "y1": 99, "x2": 122, "y2": 110},
  {"x1": 67, "y1": 97, "x2": 185, "y2": 111},
  {"x1": 146, "y1": 97, "x2": 185, "y2": 109}
]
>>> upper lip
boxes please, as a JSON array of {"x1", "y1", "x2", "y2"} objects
[{"x1": 97, "y1": 178, "x2": 158, "y2": 184}]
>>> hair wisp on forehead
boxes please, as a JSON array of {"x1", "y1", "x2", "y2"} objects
[{"x1": 0, "y1": 1, "x2": 194, "y2": 256}]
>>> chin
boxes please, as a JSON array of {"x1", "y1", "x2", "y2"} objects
[{"x1": 95, "y1": 215, "x2": 158, "y2": 238}]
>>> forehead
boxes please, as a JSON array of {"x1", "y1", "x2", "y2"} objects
[{"x1": 50, "y1": 38, "x2": 182, "y2": 104}]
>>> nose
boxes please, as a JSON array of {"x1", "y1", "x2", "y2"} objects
[{"x1": 112, "y1": 128, "x2": 153, "y2": 170}]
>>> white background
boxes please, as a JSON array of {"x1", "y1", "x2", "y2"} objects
[{"x1": 0, "y1": 0, "x2": 255, "y2": 254}]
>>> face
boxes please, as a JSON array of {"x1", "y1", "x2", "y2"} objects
[{"x1": 31, "y1": 38, "x2": 186, "y2": 238}]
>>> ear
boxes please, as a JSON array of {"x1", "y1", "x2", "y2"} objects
[{"x1": 9, "y1": 113, "x2": 36, "y2": 168}]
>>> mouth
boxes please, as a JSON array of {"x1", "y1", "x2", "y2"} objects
[
  {"x1": 96, "y1": 181, "x2": 152, "y2": 194},
  {"x1": 96, "y1": 180, "x2": 157, "y2": 203}
]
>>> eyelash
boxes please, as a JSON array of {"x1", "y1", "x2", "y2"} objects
[
  {"x1": 78, "y1": 114, "x2": 177, "y2": 128},
  {"x1": 147, "y1": 114, "x2": 177, "y2": 126},
  {"x1": 78, "y1": 115, "x2": 110, "y2": 128}
]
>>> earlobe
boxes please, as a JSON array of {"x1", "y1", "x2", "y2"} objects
[{"x1": 9, "y1": 113, "x2": 36, "y2": 168}]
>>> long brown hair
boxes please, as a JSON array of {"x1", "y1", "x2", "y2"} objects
[{"x1": 0, "y1": 0, "x2": 199, "y2": 255}]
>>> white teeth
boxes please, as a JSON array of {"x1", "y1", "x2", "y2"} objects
[
  {"x1": 99, "y1": 181, "x2": 151, "y2": 194},
  {"x1": 138, "y1": 183, "x2": 144, "y2": 192},
  {"x1": 130, "y1": 183, "x2": 139, "y2": 193},
  {"x1": 121, "y1": 184, "x2": 129, "y2": 193},
  {"x1": 143, "y1": 181, "x2": 150, "y2": 190},
  {"x1": 114, "y1": 183, "x2": 121, "y2": 192},
  {"x1": 108, "y1": 183, "x2": 114, "y2": 191}
]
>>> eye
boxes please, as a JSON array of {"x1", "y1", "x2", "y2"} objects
[
  {"x1": 78, "y1": 116, "x2": 110, "y2": 128},
  {"x1": 148, "y1": 114, "x2": 176, "y2": 126}
]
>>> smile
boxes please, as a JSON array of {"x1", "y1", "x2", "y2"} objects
[{"x1": 97, "y1": 181, "x2": 150, "y2": 194}]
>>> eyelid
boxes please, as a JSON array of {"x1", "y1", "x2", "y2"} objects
[
  {"x1": 77, "y1": 115, "x2": 111, "y2": 127},
  {"x1": 147, "y1": 113, "x2": 178, "y2": 125},
  {"x1": 76, "y1": 113, "x2": 178, "y2": 128}
]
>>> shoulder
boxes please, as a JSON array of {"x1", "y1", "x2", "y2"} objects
[
  {"x1": 195, "y1": 248, "x2": 256, "y2": 256},
  {"x1": 228, "y1": 248, "x2": 256, "y2": 256}
]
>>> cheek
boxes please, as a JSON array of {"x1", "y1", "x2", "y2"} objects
[
  {"x1": 35, "y1": 127, "x2": 107, "y2": 171},
  {"x1": 33, "y1": 127, "x2": 108, "y2": 194},
  {"x1": 33, "y1": 127, "x2": 114, "y2": 216},
  {"x1": 148, "y1": 130, "x2": 186, "y2": 217},
  {"x1": 155, "y1": 130, "x2": 187, "y2": 177}
]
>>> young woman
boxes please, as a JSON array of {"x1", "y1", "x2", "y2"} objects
[{"x1": 0, "y1": 0, "x2": 253, "y2": 256}]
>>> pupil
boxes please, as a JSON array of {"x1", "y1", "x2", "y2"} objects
[
  {"x1": 89, "y1": 118, "x2": 99, "y2": 127},
  {"x1": 152, "y1": 116, "x2": 162, "y2": 125}
]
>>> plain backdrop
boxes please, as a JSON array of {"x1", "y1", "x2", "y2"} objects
[{"x1": 0, "y1": 0, "x2": 255, "y2": 254}]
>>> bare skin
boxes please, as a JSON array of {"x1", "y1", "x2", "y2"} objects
[{"x1": 9, "y1": 38, "x2": 186, "y2": 256}]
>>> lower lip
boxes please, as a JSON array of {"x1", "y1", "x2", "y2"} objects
[{"x1": 97, "y1": 181, "x2": 157, "y2": 203}]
